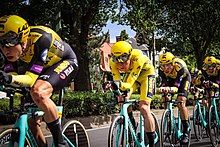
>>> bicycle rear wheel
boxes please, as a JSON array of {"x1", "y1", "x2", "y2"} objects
[
  {"x1": 108, "y1": 115, "x2": 126, "y2": 147},
  {"x1": 62, "y1": 120, "x2": 90, "y2": 147},
  {"x1": 208, "y1": 105, "x2": 220, "y2": 147},
  {"x1": 193, "y1": 105, "x2": 204, "y2": 141},
  {"x1": 0, "y1": 128, "x2": 32, "y2": 147},
  {"x1": 161, "y1": 109, "x2": 174, "y2": 147}
]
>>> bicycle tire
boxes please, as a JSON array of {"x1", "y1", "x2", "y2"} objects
[
  {"x1": 180, "y1": 116, "x2": 191, "y2": 147},
  {"x1": 151, "y1": 112, "x2": 161, "y2": 147},
  {"x1": 62, "y1": 120, "x2": 90, "y2": 147},
  {"x1": 161, "y1": 109, "x2": 174, "y2": 147},
  {"x1": 0, "y1": 128, "x2": 32, "y2": 147},
  {"x1": 208, "y1": 105, "x2": 220, "y2": 147},
  {"x1": 193, "y1": 105, "x2": 203, "y2": 141},
  {"x1": 108, "y1": 115, "x2": 126, "y2": 147}
]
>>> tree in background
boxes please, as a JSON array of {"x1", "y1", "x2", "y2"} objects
[
  {"x1": 0, "y1": 0, "x2": 118, "y2": 91},
  {"x1": 114, "y1": 0, "x2": 220, "y2": 69}
]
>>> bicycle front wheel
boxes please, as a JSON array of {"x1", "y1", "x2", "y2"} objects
[
  {"x1": 62, "y1": 120, "x2": 90, "y2": 147},
  {"x1": 193, "y1": 105, "x2": 203, "y2": 141},
  {"x1": 208, "y1": 105, "x2": 220, "y2": 147},
  {"x1": 161, "y1": 109, "x2": 174, "y2": 147},
  {"x1": 150, "y1": 112, "x2": 161, "y2": 147},
  {"x1": 0, "y1": 128, "x2": 32, "y2": 147},
  {"x1": 108, "y1": 115, "x2": 126, "y2": 147}
]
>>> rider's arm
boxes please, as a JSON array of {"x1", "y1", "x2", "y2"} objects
[
  {"x1": 10, "y1": 71, "x2": 39, "y2": 87},
  {"x1": 170, "y1": 65, "x2": 185, "y2": 93}
]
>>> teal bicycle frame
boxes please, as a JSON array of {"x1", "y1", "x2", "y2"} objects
[
  {"x1": 0, "y1": 87, "x2": 77, "y2": 147},
  {"x1": 161, "y1": 93, "x2": 191, "y2": 146},
  {"x1": 115, "y1": 99, "x2": 159, "y2": 147},
  {"x1": 167, "y1": 100, "x2": 183, "y2": 141},
  {"x1": 193, "y1": 98, "x2": 208, "y2": 128},
  {"x1": 208, "y1": 95, "x2": 220, "y2": 146}
]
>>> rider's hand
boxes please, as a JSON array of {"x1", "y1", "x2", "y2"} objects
[
  {"x1": 190, "y1": 86, "x2": 195, "y2": 93},
  {"x1": 0, "y1": 71, "x2": 12, "y2": 84},
  {"x1": 203, "y1": 80, "x2": 213, "y2": 89},
  {"x1": 111, "y1": 80, "x2": 121, "y2": 91},
  {"x1": 158, "y1": 87, "x2": 170, "y2": 94}
]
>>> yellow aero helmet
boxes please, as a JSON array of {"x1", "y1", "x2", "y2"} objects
[
  {"x1": 0, "y1": 15, "x2": 30, "y2": 45},
  {"x1": 159, "y1": 52, "x2": 175, "y2": 65},
  {"x1": 203, "y1": 56, "x2": 217, "y2": 65},
  {"x1": 111, "y1": 41, "x2": 132, "y2": 57}
]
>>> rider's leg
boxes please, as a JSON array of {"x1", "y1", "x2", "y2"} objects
[
  {"x1": 28, "y1": 117, "x2": 47, "y2": 147},
  {"x1": 177, "y1": 95, "x2": 189, "y2": 143},
  {"x1": 31, "y1": 80, "x2": 67, "y2": 147},
  {"x1": 140, "y1": 100, "x2": 155, "y2": 147}
]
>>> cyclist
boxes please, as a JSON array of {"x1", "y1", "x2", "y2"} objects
[
  {"x1": 189, "y1": 67, "x2": 205, "y2": 104},
  {"x1": 158, "y1": 52, "x2": 191, "y2": 144},
  {"x1": 201, "y1": 56, "x2": 220, "y2": 109},
  {"x1": 109, "y1": 41, "x2": 156, "y2": 147},
  {"x1": 0, "y1": 15, "x2": 78, "y2": 147}
]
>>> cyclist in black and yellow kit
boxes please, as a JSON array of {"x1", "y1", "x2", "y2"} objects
[
  {"x1": 189, "y1": 68, "x2": 205, "y2": 103},
  {"x1": 109, "y1": 41, "x2": 156, "y2": 147},
  {"x1": 158, "y1": 52, "x2": 191, "y2": 144},
  {"x1": 201, "y1": 56, "x2": 220, "y2": 109},
  {"x1": 0, "y1": 15, "x2": 78, "y2": 147}
]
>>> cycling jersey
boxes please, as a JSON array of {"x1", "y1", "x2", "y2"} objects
[
  {"x1": 2, "y1": 26, "x2": 78, "y2": 91},
  {"x1": 202, "y1": 67, "x2": 220, "y2": 90},
  {"x1": 159, "y1": 58, "x2": 191, "y2": 97},
  {"x1": 110, "y1": 49, "x2": 155, "y2": 101}
]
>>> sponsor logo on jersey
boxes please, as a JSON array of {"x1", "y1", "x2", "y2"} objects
[
  {"x1": 41, "y1": 48, "x2": 48, "y2": 62},
  {"x1": 53, "y1": 40, "x2": 64, "y2": 51},
  {"x1": 39, "y1": 75, "x2": 50, "y2": 80},
  {"x1": 31, "y1": 64, "x2": 43, "y2": 73},
  {"x1": 60, "y1": 73, "x2": 66, "y2": 79},
  {"x1": 4, "y1": 64, "x2": 14, "y2": 72},
  {"x1": 64, "y1": 65, "x2": 74, "y2": 76},
  {"x1": 54, "y1": 61, "x2": 70, "y2": 74}
]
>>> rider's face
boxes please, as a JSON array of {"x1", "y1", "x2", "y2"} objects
[
  {"x1": 161, "y1": 63, "x2": 174, "y2": 74},
  {"x1": 207, "y1": 67, "x2": 216, "y2": 74},
  {"x1": 0, "y1": 44, "x2": 23, "y2": 62},
  {"x1": 116, "y1": 60, "x2": 130, "y2": 72}
]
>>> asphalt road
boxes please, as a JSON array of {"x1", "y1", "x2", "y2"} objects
[
  {"x1": 86, "y1": 120, "x2": 214, "y2": 147},
  {"x1": 45, "y1": 125, "x2": 213, "y2": 147}
]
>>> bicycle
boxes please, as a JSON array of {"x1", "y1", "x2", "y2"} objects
[
  {"x1": 0, "y1": 84, "x2": 90, "y2": 147},
  {"x1": 103, "y1": 83, "x2": 161, "y2": 147},
  {"x1": 207, "y1": 91, "x2": 220, "y2": 147},
  {"x1": 192, "y1": 96, "x2": 209, "y2": 141},
  {"x1": 160, "y1": 93, "x2": 191, "y2": 147}
]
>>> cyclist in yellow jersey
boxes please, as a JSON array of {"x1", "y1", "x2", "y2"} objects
[
  {"x1": 189, "y1": 68, "x2": 205, "y2": 103},
  {"x1": 202, "y1": 56, "x2": 220, "y2": 109},
  {"x1": 109, "y1": 41, "x2": 156, "y2": 147},
  {"x1": 158, "y1": 52, "x2": 191, "y2": 144},
  {"x1": 0, "y1": 15, "x2": 78, "y2": 147}
]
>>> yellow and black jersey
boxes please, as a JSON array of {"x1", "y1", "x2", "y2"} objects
[
  {"x1": 192, "y1": 74, "x2": 205, "y2": 87},
  {"x1": 3, "y1": 26, "x2": 77, "y2": 87},
  {"x1": 159, "y1": 58, "x2": 190, "y2": 88},
  {"x1": 202, "y1": 68, "x2": 220, "y2": 88},
  {"x1": 110, "y1": 49, "x2": 155, "y2": 91}
]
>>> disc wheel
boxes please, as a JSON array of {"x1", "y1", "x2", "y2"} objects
[
  {"x1": 0, "y1": 128, "x2": 31, "y2": 147},
  {"x1": 62, "y1": 120, "x2": 90, "y2": 147}
]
